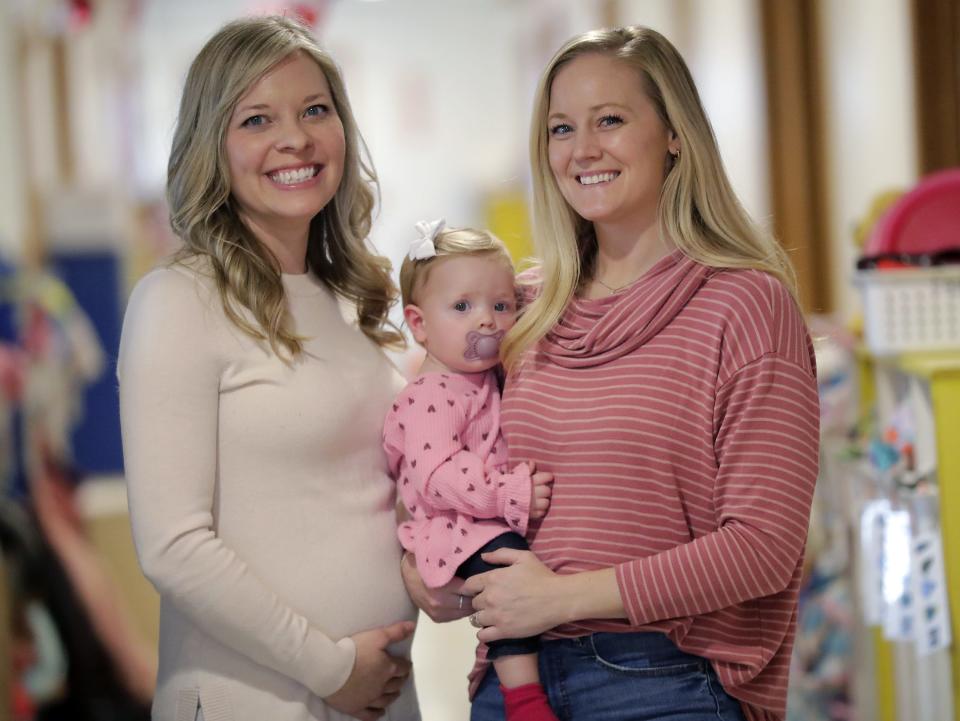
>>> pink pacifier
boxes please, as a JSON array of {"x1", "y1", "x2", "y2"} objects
[{"x1": 464, "y1": 330, "x2": 505, "y2": 361}]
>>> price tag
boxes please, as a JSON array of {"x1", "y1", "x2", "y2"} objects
[
  {"x1": 859, "y1": 499, "x2": 890, "y2": 626},
  {"x1": 911, "y1": 530, "x2": 952, "y2": 656},
  {"x1": 881, "y1": 509, "x2": 913, "y2": 641}
]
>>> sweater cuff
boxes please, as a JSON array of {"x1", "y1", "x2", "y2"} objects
[
  {"x1": 495, "y1": 464, "x2": 532, "y2": 537},
  {"x1": 296, "y1": 631, "x2": 357, "y2": 698},
  {"x1": 615, "y1": 560, "x2": 661, "y2": 626}
]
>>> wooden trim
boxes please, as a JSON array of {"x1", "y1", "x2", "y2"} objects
[
  {"x1": 759, "y1": 0, "x2": 832, "y2": 313},
  {"x1": 912, "y1": 0, "x2": 960, "y2": 173},
  {"x1": 601, "y1": 0, "x2": 619, "y2": 28},
  {"x1": 51, "y1": 37, "x2": 73, "y2": 183},
  {"x1": 16, "y1": 31, "x2": 45, "y2": 268}
]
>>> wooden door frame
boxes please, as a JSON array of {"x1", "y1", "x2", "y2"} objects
[
  {"x1": 759, "y1": 0, "x2": 832, "y2": 314},
  {"x1": 912, "y1": 0, "x2": 960, "y2": 173}
]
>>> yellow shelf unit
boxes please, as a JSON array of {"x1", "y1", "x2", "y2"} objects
[
  {"x1": 870, "y1": 352, "x2": 960, "y2": 721},
  {"x1": 855, "y1": 349, "x2": 897, "y2": 721}
]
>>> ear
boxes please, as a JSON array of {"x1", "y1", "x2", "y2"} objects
[
  {"x1": 404, "y1": 304, "x2": 428, "y2": 344},
  {"x1": 667, "y1": 129, "x2": 681, "y2": 157}
]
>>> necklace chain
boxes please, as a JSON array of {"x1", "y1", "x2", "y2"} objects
[{"x1": 594, "y1": 275, "x2": 639, "y2": 294}]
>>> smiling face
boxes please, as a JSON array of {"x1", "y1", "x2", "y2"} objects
[
  {"x1": 224, "y1": 51, "x2": 345, "y2": 242},
  {"x1": 404, "y1": 254, "x2": 518, "y2": 375},
  {"x1": 546, "y1": 52, "x2": 677, "y2": 234}
]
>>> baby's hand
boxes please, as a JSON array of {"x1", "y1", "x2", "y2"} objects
[{"x1": 529, "y1": 470, "x2": 554, "y2": 519}]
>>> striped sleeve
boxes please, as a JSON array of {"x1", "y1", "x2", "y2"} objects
[{"x1": 616, "y1": 353, "x2": 819, "y2": 625}]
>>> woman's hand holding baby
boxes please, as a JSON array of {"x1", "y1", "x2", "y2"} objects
[{"x1": 399, "y1": 551, "x2": 472, "y2": 623}]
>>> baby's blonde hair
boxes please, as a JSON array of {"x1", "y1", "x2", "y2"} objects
[{"x1": 399, "y1": 227, "x2": 514, "y2": 307}]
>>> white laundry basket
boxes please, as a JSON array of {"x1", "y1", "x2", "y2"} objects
[{"x1": 855, "y1": 267, "x2": 960, "y2": 355}]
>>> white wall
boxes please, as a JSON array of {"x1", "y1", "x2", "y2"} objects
[
  {"x1": 322, "y1": 0, "x2": 529, "y2": 291},
  {"x1": 820, "y1": 0, "x2": 917, "y2": 320},
  {"x1": 618, "y1": 0, "x2": 771, "y2": 225},
  {"x1": 136, "y1": 0, "x2": 249, "y2": 196},
  {"x1": 684, "y1": 0, "x2": 769, "y2": 226}
]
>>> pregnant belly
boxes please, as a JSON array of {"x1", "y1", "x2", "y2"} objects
[{"x1": 224, "y1": 508, "x2": 416, "y2": 639}]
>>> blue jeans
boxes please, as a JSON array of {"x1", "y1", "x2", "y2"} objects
[{"x1": 471, "y1": 632, "x2": 748, "y2": 721}]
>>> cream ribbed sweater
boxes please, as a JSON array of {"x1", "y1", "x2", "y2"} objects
[{"x1": 118, "y1": 261, "x2": 419, "y2": 721}]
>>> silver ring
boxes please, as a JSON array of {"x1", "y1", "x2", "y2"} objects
[
  {"x1": 458, "y1": 594, "x2": 465, "y2": 611},
  {"x1": 469, "y1": 611, "x2": 483, "y2": 629}
]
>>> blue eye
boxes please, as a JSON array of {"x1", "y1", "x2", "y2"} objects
[
  {"x1": 304, "y1": 104, "x2": 330, "y2": 118},
  {"x1": 599, "y1": 114, "x2": 623, "y2": 128},
  {"x1": 494, "y1": 302, "x2": 511, "y2": 312},
  {"x1": 241, "y1": 114, "x2": 266, "y2": 128},
  {"x1": 549, "y1": 123, "x2": 572, "y2": 137},
  {"x1": 453, "y1": 301, "x2": 469, "y2": 312}
]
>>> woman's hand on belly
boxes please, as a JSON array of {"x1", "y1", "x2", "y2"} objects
[
  {"x1": 324, "y1": 620, "x2": 416, "y2": 720},
  {"x1": 400, "y1": 551, "x2": 472, "y2": 623}
]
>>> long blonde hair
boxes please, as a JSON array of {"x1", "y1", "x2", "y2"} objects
[
  {"x1": 167, "y1": 15, "x2": 403, "y2": 355},
  {"x1": 502, "y1": 26, "x2": 796, "y2": 370}
]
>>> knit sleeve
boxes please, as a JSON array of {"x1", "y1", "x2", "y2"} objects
[
  {"x1": 117, "y1": 268, "x2": 356, "y2": 698},
  {"x1": 393, "y1": 380, "x2": 531, "y2": 535},
  {"x1": 615, "y1": 352, "x2": 819, "y2": 624}
]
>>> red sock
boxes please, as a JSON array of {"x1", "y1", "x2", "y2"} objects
[{"x1": 500, "y1": 683, "x2": 560, "y2": 721}]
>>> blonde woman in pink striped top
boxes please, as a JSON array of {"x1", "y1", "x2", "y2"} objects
[{"x1": 401, "y1": 26, "x2": 819, "y2": 721}]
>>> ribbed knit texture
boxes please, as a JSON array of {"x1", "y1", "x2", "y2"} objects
[
  {"x1": 119, "y1": 261, "x2": 419, "y2": 720},
  {"x1": 383, "y1": 371, "x2": 532, "y2": 588},
  {"x1": 501, "y1": 683, "x2": 559, "y2": 721},
  {"x1": 468, "y1": 252, "x2": 820, "y2": 721}
]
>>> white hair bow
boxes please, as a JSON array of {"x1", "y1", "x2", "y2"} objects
[{"x1": 408, "y1": 218, "x2": 445, "y2": 260}]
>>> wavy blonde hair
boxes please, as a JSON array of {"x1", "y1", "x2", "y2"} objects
[
  {"x1": 168, "y1": 15, "x2": 403, "y2": 356},
  {"x1": 502, "y1": 26, "x2": 797, "y2": 370}
]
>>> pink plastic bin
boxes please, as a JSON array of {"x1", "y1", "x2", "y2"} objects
[{"x1": 865, "y1": 168, "x2": 960, "y2": 257}]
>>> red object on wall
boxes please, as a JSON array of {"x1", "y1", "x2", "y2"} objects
[
  {"x1": 250, "y1": 1, "x2": 328, "y2": 31},
  {"x1": 291, "y1": 3, "x2": 319, "y2": 27},
  {"x1": 68, "y1": 0, "x2": 93, "y2": 30}
]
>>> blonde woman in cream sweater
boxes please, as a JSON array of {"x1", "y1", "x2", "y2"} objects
[{"x1": 118, "y1": 16, "x2": 424, "y2": 721}]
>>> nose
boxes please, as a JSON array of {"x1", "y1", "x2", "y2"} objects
[
  {"x1": 572, "y1": 129, "x2": 601, "y2": 164},
  {"x1": 275, "y1": 119, "x2": 313, "y2": 153},
  {"x1": 478, "y1": 308, "x2": 495, "y2": 329}
]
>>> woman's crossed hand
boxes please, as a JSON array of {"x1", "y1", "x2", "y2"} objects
[{"x1": 324, "y1": 620, "x2": 415, "y2": 720}]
